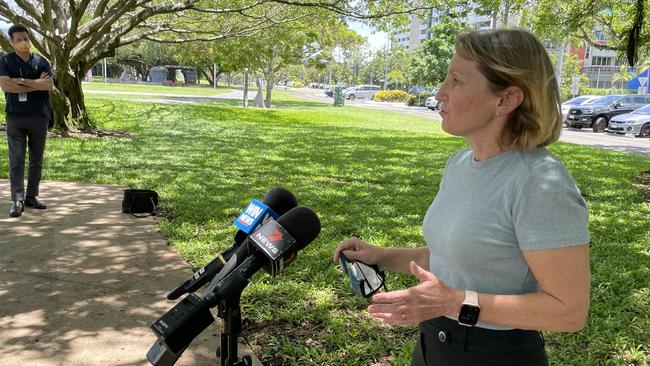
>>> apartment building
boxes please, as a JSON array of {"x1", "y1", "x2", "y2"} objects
[{"x1": 392, "y1": 7, "x2": 515, "y2": 51}]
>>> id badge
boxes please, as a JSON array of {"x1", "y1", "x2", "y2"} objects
[{"x1": 18, "y1": 93, "x2": 27, "y2": 102}]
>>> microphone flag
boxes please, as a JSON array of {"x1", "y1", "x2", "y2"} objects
[
  {"x1": 249, "y1": 219, "x2": 297, "y2": 276},
  {"x1": 233, "y1": 199, "x2": 278, "y2": 234}
]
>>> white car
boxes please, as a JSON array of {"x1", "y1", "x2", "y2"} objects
[
  {"x1": 606, "y1": 104, "x2": 650, "y2": 137},
  {"x1": 343, "y1": 85, "x2": 381, "y2": 100},
  {"x1": 425, "y1": 96, "x2": 440, "y2": 110},
  {"x1": 561, "y1": 95, "x2": 599, "y2": 124}
]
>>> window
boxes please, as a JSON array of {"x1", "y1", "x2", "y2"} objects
[
  {"x1": 585, "y1": 46, "x2": 591, "y2": 60},
  {"x1": 618, "y1": 97, "x2": 632, "y2": 107},
  {"x1": 592, "y1": 56, "x2": 613, "y2": 66}
]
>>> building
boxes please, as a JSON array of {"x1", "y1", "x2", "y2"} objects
[
  {"x1": 393, "y1": 9, "x2": 437, "y2": 51},
  {"x1": 392, "y1": 6, "x2": 517, "y2": 51},
  {"x1": 568, "y1": 43, "x2": 627, "y2": 89},
  {"x1": 393, "y1": 8, "x2": 634, "y2": 91}
]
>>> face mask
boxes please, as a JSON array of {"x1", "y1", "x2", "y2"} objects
[
  {"x1": 15, "y1": 40, "x2": 30, "y2": 53},
  {"x1": 339, "y1": 253, "x2": 387, "y2": 298}
]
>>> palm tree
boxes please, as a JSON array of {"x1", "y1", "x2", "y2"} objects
[{"x1": 611, "y1": 64, "x2": 635, "y2": 91}]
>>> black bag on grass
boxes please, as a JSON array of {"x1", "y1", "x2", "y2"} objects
[{"x1": 122, "y1": 189, "x2": 158, "y2": 217}]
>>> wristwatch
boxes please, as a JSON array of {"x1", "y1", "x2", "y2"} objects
[
  {"x1": 458, "y1": 290, "x2": 480, "y2": 327},
  {"x1": 18, "y1": 78, "x2": 25, "y2": 85}
]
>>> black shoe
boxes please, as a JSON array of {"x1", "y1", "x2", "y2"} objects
[
  {"x1": 9, "y1": 201, "x2": 24, "y2": 217},
  {"x1": 25, "y1": 196, "x2": 47, "y2": 209}
]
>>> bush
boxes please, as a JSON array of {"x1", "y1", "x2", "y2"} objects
[
  {"x1": 372, "y1": 90, "x2": 410, "y2": 102},
  {"x1": 405, "y1": 93, "x2": 432, "y2": 107},
  {"x1": 292, "y1": 81, "x2": 304, "y2": 88}
]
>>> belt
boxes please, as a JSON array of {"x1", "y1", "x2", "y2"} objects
[{"x1": 419, "y1": 317, "x2": 545, "y2": 353}]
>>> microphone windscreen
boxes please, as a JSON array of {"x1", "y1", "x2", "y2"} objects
[
  {"x1": 263, "y1": 187, "x2": 298, "y2": 216},
  {"x1": 277, "y1": 206, "x2": 321, "y2": 250},
  {"x1": 233, "y1": 229, "x2": 248, "y2": 245}
]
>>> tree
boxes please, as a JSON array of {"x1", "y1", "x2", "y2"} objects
[
  {"x1": 548, "y1": 51, "x2": 588, "y2": 99},
  {"x1": 0, "y1": 1, "x2": 434, "y2": 131},
  {"x1": 0, "y1": 1, "x2": 218, "y2": 130},
  {"x1": 522, "y1": 0, "x2": 649, "y2": 66},
  {"x1": 611, "y1": 64, "x2": 636, "y2": 91},
  {"x1": 410, "y1": 19, "x2": 465, "y2": 87},
  {"x1": 242, "y1": 10, "x2": 341, "y2": 106}
]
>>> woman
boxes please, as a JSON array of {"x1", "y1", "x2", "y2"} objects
[{"x1": 333, "y1": 29, "x2": 590, "y2": 365}]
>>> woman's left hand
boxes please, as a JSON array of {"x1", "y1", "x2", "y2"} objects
[{"x1": 367, "y1": 261, "x2": 464, "y2": 325}]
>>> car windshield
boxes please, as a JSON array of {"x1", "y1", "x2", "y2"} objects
[
  {"x1": 631, "y1": 105, "x2": 650, "y2": 114},
  {"x1": 590, "y1": 95, "x2": 620, "y2": 105}
]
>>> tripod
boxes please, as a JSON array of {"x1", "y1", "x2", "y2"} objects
[{"x1": 217, "y1": 297, "x2": 253, "y2": 366}]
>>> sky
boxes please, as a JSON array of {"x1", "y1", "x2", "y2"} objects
[{"x1": 348, "y1": 21, "x2": 389, "y2": 51}]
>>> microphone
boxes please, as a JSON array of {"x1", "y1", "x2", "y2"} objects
[
  {"x1": 166, "y1": 188, "x2": 297, "y2": 300},
  {"x1": 149, "y1": 207, "x2": 321, "y2": 356}
]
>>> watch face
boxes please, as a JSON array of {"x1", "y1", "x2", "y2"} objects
[{"x1": 458, "y1": 304, "x2": 480, "y2": 326}]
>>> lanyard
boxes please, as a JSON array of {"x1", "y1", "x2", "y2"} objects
[{"x1": 15, "y1": 53, "x2": 28, "y2": 78}]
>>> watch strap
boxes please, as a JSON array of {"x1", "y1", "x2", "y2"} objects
[{"x1": 463, "y1": 290, "x2": 479, "y2": 306}]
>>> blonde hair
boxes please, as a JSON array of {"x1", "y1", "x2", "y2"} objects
[{"x1": 455, "y1": 29, "x2": 562, "y2": 150}]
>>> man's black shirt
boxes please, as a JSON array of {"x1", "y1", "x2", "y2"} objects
[{"x1": 0, "y1": 52, "x2": 53, "y2": 118}]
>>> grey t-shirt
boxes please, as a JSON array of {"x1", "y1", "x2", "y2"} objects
[{"x1": 423, "y1": 147, "x2": 589, "y2": 322}]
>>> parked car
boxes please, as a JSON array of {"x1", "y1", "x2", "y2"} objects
[
  {"x1": 561, "y1": 95, "x2": 599, "y2": 124},
  {"x1": 325, "y1": 84, "x2": 347, "y2": 97},
  {"x1": 424, "y1": 96, "x2": 440, "y2": 110},
  {"x1": 423, "y1": 87, "x2": 441, "y2": 110},
  {"x1": 343, "y1": 85, "x2": 381, "y2": 100},
  {"x1": 566, "y1": 94, "x2": 650, "y2": 132},
  {"x1": 606, "y1": 104, "x2": 650, "y2": 137},
  {"x1": 408, "y1": 86, "x2": 428, "y2": 95}
]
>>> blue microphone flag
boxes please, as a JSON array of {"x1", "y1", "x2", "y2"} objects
[{"x1": 233, "y1": 199, "x2": 278, "y2": 234}]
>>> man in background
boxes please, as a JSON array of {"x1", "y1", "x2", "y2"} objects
[{"x1": 0, "y1": 24, "x2": 54, "y2": 217}]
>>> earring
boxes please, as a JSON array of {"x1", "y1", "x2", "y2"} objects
[{"x1": 496, "y1": 112, "x2": 501, "y2": 116}]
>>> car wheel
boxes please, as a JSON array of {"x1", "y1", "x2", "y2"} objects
[
  {"x1": 348, "y1": 94, "x2": 355, "y2": 100},
  {"x1": 592, "y1": 117, "x2": 607, "y2": 132},
  {"x1": 638, "y1": 123, "x2": 650, "y2": 137}
]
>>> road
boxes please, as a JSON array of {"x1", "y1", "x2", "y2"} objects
[{"x1": 296, "y1": 87, "x2": 650, "y2": 157}]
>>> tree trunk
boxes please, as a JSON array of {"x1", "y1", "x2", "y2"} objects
[
  {"x1": 200, "y1": 68, "x2": 214, "y2": 86},
  {"x1": 51, "y1": 68, "x2": 95, "y2": 131},
  {"x1": 265, "y1": 76, "x2": 274, "y2": 107}
]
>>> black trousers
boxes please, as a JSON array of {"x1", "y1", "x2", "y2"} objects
[
  {"x1": 6, "y1": 114, "x2": 49, "y2": 201},
  {"x1": 411, "y1": 317, "x2": 548, "y2": 366}
]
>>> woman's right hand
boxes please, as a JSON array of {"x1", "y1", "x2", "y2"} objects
[{"x1": 333, "y1": 237, "x2": 384, "y2": 266}]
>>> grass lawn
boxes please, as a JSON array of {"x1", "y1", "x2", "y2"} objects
[
  {"x1": 0, "y1": 94, "x2": 648, "y2": 365},
  {"x1": 82, "y1": 81, "x2": 234, "y2": 96}
]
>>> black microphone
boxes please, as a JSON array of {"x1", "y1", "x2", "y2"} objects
[
  {"x1": 166, "y1": 187, "x2": 297, "y2": 300},
  {"x1": 149, "y1": 207, "x2": 321, "y2": 356}
]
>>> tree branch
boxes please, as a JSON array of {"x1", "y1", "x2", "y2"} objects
[{"x1": 13, "y1": 0, "x2": 44, "y2": 24}]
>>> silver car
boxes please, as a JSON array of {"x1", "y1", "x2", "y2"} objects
[
  {"x1": 344, "y1": 85, "x2": 381, "y2": 100},
  {"x1": 424, "y1": 96, "x2": 440, "y2": 110},
  {"x1": 606, "y1": 104, "x2": 650, "y2": 137}
]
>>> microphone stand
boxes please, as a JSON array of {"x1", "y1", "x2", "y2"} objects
[{"x1": 217, "y1": 296, "x2": 253, "y2": 366}]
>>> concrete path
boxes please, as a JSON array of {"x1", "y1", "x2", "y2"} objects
[{"x1": 0, "y1": 180, "x2": 261, "y2": 366}]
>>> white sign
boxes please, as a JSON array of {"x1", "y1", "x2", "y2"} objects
[
  {"x1": 638, "y1": 76, "x2": 648, "y2": 87},
  {"x1": 570, "y1": 76, "x2": 580, "y2": 95}
]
